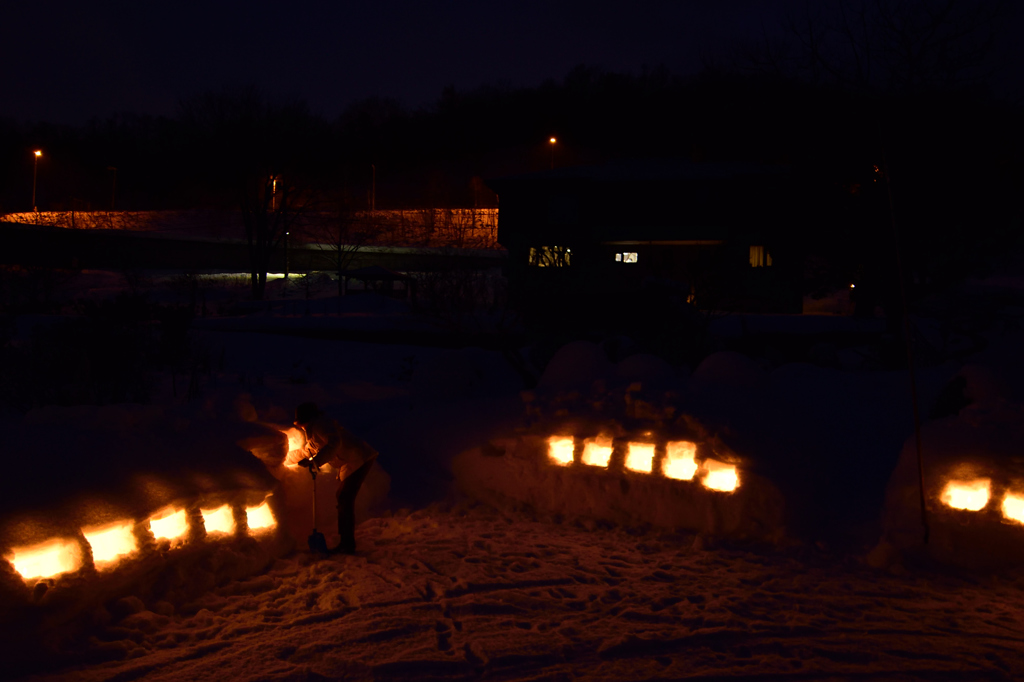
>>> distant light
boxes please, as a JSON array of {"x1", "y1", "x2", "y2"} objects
[
  {"x1": 850, "y1": 284, "x2": 856, "y2": 289},
  {"x1": 33, "y1": 150, "x2": 42, "y2": 157},
  {"x1": 547, "y1": 436, "x2": 574, "y2": 466},
  {"x1": 581, "y1": 436, "x2": 613, "y2": 468},
  {"x1": 1003, "y1": 493, "x2": 1024, "y2": 524},
  {"x1": 149, "y1": 508, "x2": 188, "y2": 541},
  {"x1": 663, "y1": 441, "x2": 698, "y2": 481},
  {"x1": 9, "y1": 538, "x2": 81, "y2": 580},
  {"x1": 246, "y1": 500, "x2": 277, "y2": 532},
  {"x1": 624, "y1": 442, "x2": 655, "y2": 473},
  {"x1": 549, "y1": 137, "x2": 556, "y2": 144},
  {"x1": 83, "y1": 521, "x2": 137, "y2": 567},
  {"x1": 702, "y1": 459, "x2": 739, "y2": 492},
  {"x1": 941, "y1": 479, "x2": 990, "y2": 511},
  {"x1": 201, "y1": 505, "x2": 236, "y2": 535}
]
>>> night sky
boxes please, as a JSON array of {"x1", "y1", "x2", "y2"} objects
[{"x1": 0, "y1": 0, "x2": 849, "y2": 124}]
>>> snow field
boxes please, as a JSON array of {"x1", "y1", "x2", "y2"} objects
[{"x1": 15, "y1": 502, "x2": 1024, "y2": 681}]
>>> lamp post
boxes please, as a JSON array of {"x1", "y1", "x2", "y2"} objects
[
  {"x1": 32, "y1": 150, "x2": 42, "y2": 211},
  {"x1": 549, "y1": 137, "x2": 556, "y2": 170}
]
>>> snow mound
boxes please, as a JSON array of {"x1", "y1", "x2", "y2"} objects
[
  {"x1": 691, "y1": 351, "x2": 768, "y2": 394},
  {"x1": 537, "y1": 341, "x2": 612, "y2": 390},
  {"x1": 881, "y1": 401, "x2": 1024, "y2": 569},
  {"x1": 615, "y1": 353, "x2": 684, "y2": 389}
]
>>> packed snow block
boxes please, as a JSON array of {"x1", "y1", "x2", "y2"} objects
[
  {"x1": 453, "y1": 432, "x2": 785, "y2": 542},
  {"x1": 881, "y1": 401, "x2": 1024, "y2": 569}
]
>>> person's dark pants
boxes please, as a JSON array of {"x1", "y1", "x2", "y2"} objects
[{"x1": 336, "y1": 458, "x2": 374, "y2": 552}]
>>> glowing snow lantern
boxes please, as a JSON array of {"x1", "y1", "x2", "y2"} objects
[
  {"x1": 547, "y1": 436, "x2": 575, "y2": 466},
  {"x1": 663, "y1": 441, "x2": 698, "y2": 481},
  {"x1": 624, "y1": 442, "x2": 655, "y2": 474},
  {"x1": 702, "y1": 459, "x2": 739, "y2": 492},
  {"x1": 581, "y1": 436, "x2": 613, "y2": 468},
  {"x1": 201, "y1": 505, "x2": 236, "y2": 536},
  {"x1": 9, "y1": 538, "x2": 82, "y2": 580},
  {"x1": 83, "y1": 521, "x2": 137, "y2": 568},
  {"x1": 246, "y1": 500, "x2": 276, "y2": 532},
  {"x1": 149, "y1": 508, "x2": 188, "y2": 541},
  {"x1": 1001, "y1": 493, "x2": 1024, "y2": 524},
  {"x1": 941, "y1": 479, "x2": 990, "y2": 511},
  {"x1": 283, "y1": 427, "x2": 308, "y2": 467}
]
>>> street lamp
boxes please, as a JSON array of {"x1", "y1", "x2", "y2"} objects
[
  {"x1": 32, "y1": 150, "x2": 42, "y2": 211},
  {"x1": 549, "y1": 137, "x2": 556, "y2": 170}
]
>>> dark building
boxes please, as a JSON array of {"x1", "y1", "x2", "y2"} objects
[{"x1": 489, "y1": 160, "x2": 807, "y2": 326}]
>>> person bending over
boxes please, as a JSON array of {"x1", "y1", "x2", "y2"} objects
[{"x1": 294, "y1": 402, "x2": 378, "y2": 554}]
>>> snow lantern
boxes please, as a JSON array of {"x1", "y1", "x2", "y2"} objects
[
  {"x1": 149, "y1": 508, "x2": 189, "y2": 542},
  {"x1": 624, "y1": 441, "x2": 656, "y2": 474},
  {"x1": 1002, "y1": 493, "x2": 1024, "y2": 524},
  {"x1": 581, "y1": 435, "x2": 613, "y2": 468},
  {"x1": 702, "y1": 459, "x2": 739, "y2": 492},
  {"x1": 283, "y1": 427, "x2": 308, "y2": 467},
  {"x1": 246, "y1": 499, "x2": 276, "y2": 532},
  {"x1": 201, "y1": 505, "x2": 236, "y2": 536},
  {"x1": 83, "y1": 520, "x2": 137, "y2": 568},
  {"x1": 940, "y1": 478, "x2": 991, "y2": 511},
  {"x1": 547, "y1": 436, "x2": 575, "y2": 466},
  {"x1": 8, "y1": 538, "x2": 82, "y2": 580},
  {"x1": 662, "y1": 441, "x2": 698, "y2": 480}
]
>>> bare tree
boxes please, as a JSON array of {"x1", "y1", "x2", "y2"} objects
[
  {"x1": 179, "y1": 87, "x2": 326, "y2": 300},
  {"x1": 241, "y1": 174, "x2": 314, "y2": 300},
  {"x1": 307, "y1": 194, "x2": 379, "y2": 297}
]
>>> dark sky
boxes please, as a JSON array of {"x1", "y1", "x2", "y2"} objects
[
  {"x1": 3, "y1": 1, "x2": 1021, "y2": 125},
  {"x1": 1, "y1": 0, "x2": 812, "y2": 124}
]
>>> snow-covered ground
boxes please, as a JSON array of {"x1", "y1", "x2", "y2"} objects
[
  {"x1": 4, "y1": 265, "x2": 1024, "y2": 680},
  {"x1": 15, "y1": 501, "x2": 1024, "y2": 681}
]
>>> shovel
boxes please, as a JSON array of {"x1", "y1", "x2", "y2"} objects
[{"x1": 307, "y1": 462, "x2": 329, "y2": 554}]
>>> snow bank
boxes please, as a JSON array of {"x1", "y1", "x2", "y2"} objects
[
  {"x1": 537, "y1": 341, "x2": 613, "y2": 390},
  {"x1": 453, "y1": 427, "x2": 785, "y2": 543},
  {"x1": 881, "y1": 402, "x2": 1024, "y2": 569},
  {"x1": 0, "y1": 402, "x2": 296, "y2": 671}
]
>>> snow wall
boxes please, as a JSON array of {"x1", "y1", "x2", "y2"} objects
[
  {"x1": 0, "y1": 400, "x2": 388, "y2": 674},
  {"x1": 879, "y1": 332, "x2": 1024, "y2": 569},
  {"x1": 453, "y1": 429, "x2": 786, "y2": 543},
  {"x1": 881, "y1": 399, "x2": 1024, "y2": 569}
]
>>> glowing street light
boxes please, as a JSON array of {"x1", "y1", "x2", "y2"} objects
[
  {"x1": 549, "y1": 137, "x2": 557, "y2": 170},
  {"x1": 32, "y1": 150, "x2": 42, "y2": 211}
]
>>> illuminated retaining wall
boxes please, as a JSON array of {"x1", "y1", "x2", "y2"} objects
[{"x1": 453, "y1": 433, "x2": 786, "y2": 542}]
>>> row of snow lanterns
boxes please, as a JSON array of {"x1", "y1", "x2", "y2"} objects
[
  {"x1": 941, "y1": 478, "x2": 1024, "y2": 524},
  {"x1": 6, "y1": 499, "x2": 277, "y2": 583},
  {"x1": 547, "y1": 435, "x2": 739, "y2": 492}
]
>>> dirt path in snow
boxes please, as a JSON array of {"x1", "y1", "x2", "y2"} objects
[{"x1": 21, "y1": 504, "x2": 1024, "y2": 681}]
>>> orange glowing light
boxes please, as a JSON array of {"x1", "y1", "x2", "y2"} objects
[
  {"x1": 549, "y1": 137, "x2": 557, "y2": 144},
  {"x1": 663, "y1": 441, "x2": 698, "y2": 480},
  {"x1": 201, "y1": 505, "x2": 236, "y2": 535},
  {"x1": 283, "y1": 427, "x2": 308, "y2": 467},
  {"x1": 246, "y1": 500, "x2": 276, "y2": 532},
  {"x1": 1001, "y1": 493, "x2": 1024, "y2": 524},
  {"x1": 33, "y1": 150, "x2": 42, "y2": 157},
  {"x1": 702, "y1": 459, "x2": 739, "y2": 492},
  {"x1": 9, "y1": 538, "x2": 82, "y2": 580},
  {"x1": 149, "y1": 508, "x2": 188, "y2": 541},
  {"x1": 83, "y1": 521, "x2": 137, "y2": 567},
  {"x1": 941, "y1": 479, "x2": 990, "y2": 511},
  {"x1": 624, "y1": 442, "x2": 655, "y2": 473},
  {"x1": 581, "y1": 436, "x2": 613, "y2": 468},
  {"x1": 547, "y1": 436, "x2": 575, "y2": 466}
]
